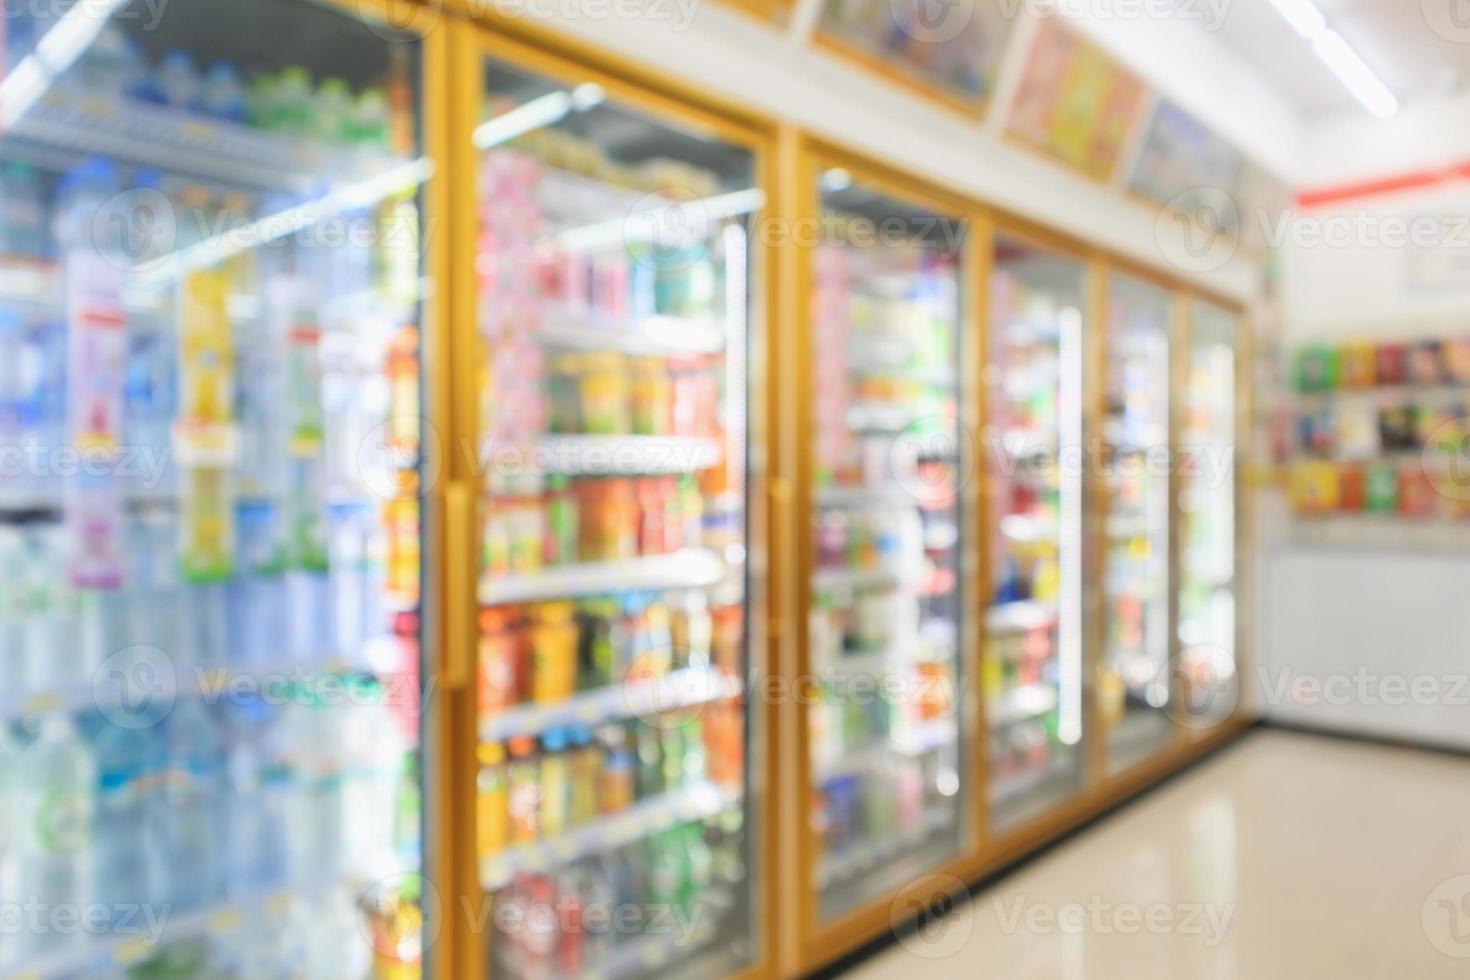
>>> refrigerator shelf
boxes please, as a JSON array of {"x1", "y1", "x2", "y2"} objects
[
  {"x1": 479, "y1": 780, "x2": 742, "y2": 890},
  {"x1": 815, "y1": 805, "x2": 955, "y2": 890},
  {"x1": 479, "y1": 666, "x2": 741, "y2": 742},
  {"x1": 535, "y1": 303, "x2": 726, "y2": 357},
  {"x1": 844, "y1": 402, "x2": 920, "y2": 433},
  {"x1": 7, "y1": 88, "x2": 408, "y2": 191},
  {"x1": 814, "y1": 484, "x2": 920, "y2": 509},
  {"x1": 478, "y1": 548, "x2": 727, "y2": 605},
  {"x1": 811, "y1": 564, "x2": 904, "y2": 592},
  {"x1": 991, "y1": 756, "x2": 1073, "y2": 807},
  {"x1": 985, "y1": 599, "x2": 1058, "y2": 634},
  {"x1": 814, "y1": 716, "x2": 956, "y2": 782},
  {"x1": 536, "y1": 166, "x2": 679, "y2": 226},
  {"x1": 988, "y1": 683, "x2": 1059, "y2": 728},
  {"x1": 505, "y1": 434, "x2": 723, "y2": 477}
]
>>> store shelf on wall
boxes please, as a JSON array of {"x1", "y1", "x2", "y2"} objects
[
  {"x1": 479, "y1": 667, "x2": 741, "y2": 742},
  {"x1": 479, "y1": 781, "x2": 742, "y2": 891},
  {"x1": 7, "y1": 88, "x2": 407, "y2": 191},
  {"x1": 479, "y1": 548, "x2": 727, "y2": 606}
]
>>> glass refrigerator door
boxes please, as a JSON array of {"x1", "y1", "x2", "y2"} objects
[
  {"x1": 985, "y1": 237, "x2": 1086, "y2": 830},
  {"x1": 808, "y1": 175, "x2": 968, "y2": 921},
  {"x1": 470, "y1": 54, "x2": 761, "y2": 979},
  {"x1": 0, "y1": 1, "x2": 432, "y2": 977},
  {"x1": 1177, "y1": 302, "x2": 1237, "y2": 727},
  {"x1": 1099, "y1": 275, "x2": 1172, "y2": 773}
]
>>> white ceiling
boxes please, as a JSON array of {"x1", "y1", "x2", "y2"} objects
[{"x1": 1209, "y1": 0, "x2": 1470, "y2": 117}]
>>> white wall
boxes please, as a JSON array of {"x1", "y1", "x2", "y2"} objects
[{"x1": 1261, "y1": 182, "x2": 1470, "y2": 749}]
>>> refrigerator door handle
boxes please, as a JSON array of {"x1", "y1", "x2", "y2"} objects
[
  {"x1": 443, "y1": 479, "x2": 474, "y2": 691},
  {"x1": 769, "y1": 477, "x2": 794, "y2": 642}
]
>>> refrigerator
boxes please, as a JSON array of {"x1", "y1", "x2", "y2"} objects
[
  {"x1": 458, "y1": 31, "x2": 768, "y2": 980},
  {"x1": 1098, "y1": 274, "x2": 1173, "y2": 772},
  {"x1": 984, "y1": 234, "x2": 1088, "y2": 831},
  {"x1": 797, "y1": 156, "x2": 975, "y2": 938},
  {"x1": 1177, "y1": 300, "x2": 1239, "y2": 727},
  {"x1": 0, "y1": 0, "x2": 436, "y2": 976}
]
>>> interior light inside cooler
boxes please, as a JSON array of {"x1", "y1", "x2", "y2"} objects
[
  {"x1": 0, "y1": 0, "x2": 128, "y2": 128},
  {"x1": 1312, "y1": 29, "x2": 1397, "y2": 120},
  {"x1": 471, "y1": 83, "x2": 605, "y2": 150},
  {"x1": 820, "y1": 168, "x2": 852, "y2": 191},
  {"x1": 1057, "y1": 305, "x2": 1084, "y2": 747},
  {"x1": 557, "y1": 188, "x2": 766, "y2": 254},
  {"x1": 1264, "y1": 0, "x2": 1325, "y2": 39},
  {"x1": 131, "y1": 156, "x2": 435, "y2": 290}
]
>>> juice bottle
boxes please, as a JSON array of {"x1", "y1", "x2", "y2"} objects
[
  {"x1": 677, "y1": 476, "x2": 703, "y2": 550},
  {"x1": 476, "y1": 743, "x2": 509, "y2": 859},
  {"x1": 539, "y1": 729, "x2": 570, "y2": 838},
  {"x1": 566, "y1": 727, "x2": 600, "y2": 826},
  {"x1": 604, "y1": 479, "x2": 637, "y2": 560},
  {"x1": 577, "y1": 600, "x2": 615, "y2": 689},
  {"x1": 597, "y1": 726, "x2": 634, "y2": 814},
  {"x1": 544, "y1": 476, "x2": 578, "y2": 566},
  {"x1": 505, "y1": 737, "x2": 540, "y2": 845},
  {"x1": 635, "y1": 721, "x2": 664, "y2": 799},
  {"x1": 636, "y1": 477, "x2": 664, "y2": 555},
  {"x1": 659, "y1": 716, "x2": 685, "y2": 791},
  {"x1": 478, "y1": 608, "x2": 522, "y2": 713},
  {"x1": 530, "y1": 602, "x2": 577, "y2": 704},
  {"x1": 579, "y1": 354, "x2": 627, "y2": 435}
]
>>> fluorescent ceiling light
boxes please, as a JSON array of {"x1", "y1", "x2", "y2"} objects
[
  {"x1": 472, "y1": 83, "x2": 604, "y2": 151},
  {"x1": 1263, "y1": 0, "x2": 1397, "y2": 119},
  {"x1": 1312, "y1": 29, "x2": 1399, "y2": 120},
  {"x1": 1264, "y1": 0, "x2": 1325, "y2": 39},
  {"x1": 820, "y1": 168, "x2": 852, "y2": 192}
]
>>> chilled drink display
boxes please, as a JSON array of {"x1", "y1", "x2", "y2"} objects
[
  {"x1": 985, "y1": 237, "x2": 1087, "y2": 828},
  {"x1": 807, "y1": 173, "x2": 969, "y2": 920},
  {"x1": 470, "y1": 56, "x2": 759, "y2": 978},
  {"x1": 0, "y1": 2, "x2": 431, "y2": 976},
  {"x1": 1099, "y1": 275, "x2": 1172, "y2": 771}
]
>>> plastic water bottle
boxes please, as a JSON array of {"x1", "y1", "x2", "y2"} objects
[
  {"x1": 0, "y1": 724, "x2": 21, "y2": 973},
  {"x1": 0, "y1": 530, "x2": 27, "y2": 696},
  {"x1": 153, "y1": 50, "x2": 201, "y2": 110},
  {"x1": 227, "y1": 502, "x2": 287, "y2": 670},
  {"x1": 63, "y1": 23, "x2": 145, "y2": 96},
  {"x1": 223, "y1": 699, "x2": 286, "y2": 897},
  {"x1": 155, "y1": 699, "x2": 224, "y2": 910},
  {"x1": 93, "y1": 715, "x2": 160, "y2": 923},
  {"x1": 14, "y1": 715, "x2": 96, "y2": 961},
  {"x1": 314, "y1": 77, "x2": 353, "y2": 145},
  {"x1": 0, "y1": 162, "x2": 50, "y2": 260},
  {"x1": 198, "y1": 62, "x2": 248, "y2": 124}
]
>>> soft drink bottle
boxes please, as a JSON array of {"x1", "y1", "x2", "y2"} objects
[
  {"x1": 197, "y1": 61, "x2": 248, "y2": 124},
  {"x1": 14, "y1": 714, "x2": 95, "y2": 961},
  {"x1": 223, "y1": 698, "x2": 286, "y2": 897}
]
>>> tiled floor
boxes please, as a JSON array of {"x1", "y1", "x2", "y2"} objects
[{"x1": 844, "y1": 729, "x2": 1470, "y2": 979}]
